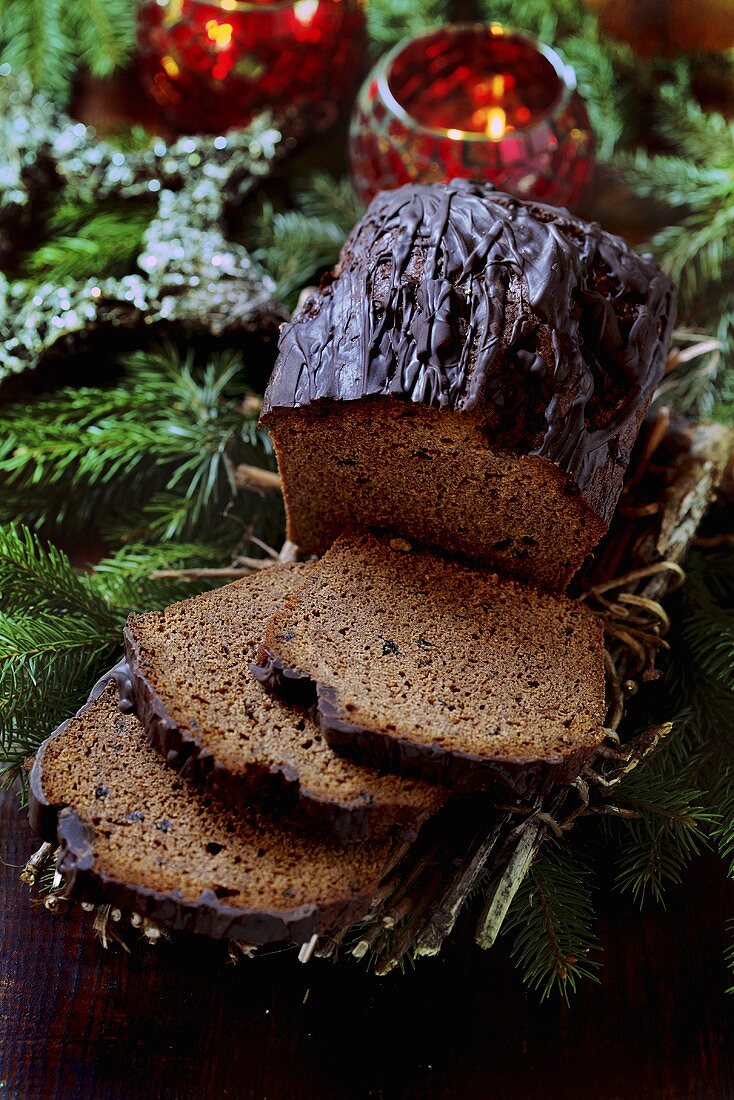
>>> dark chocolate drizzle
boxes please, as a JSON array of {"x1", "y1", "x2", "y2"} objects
[
  {"x1": 89, "y1": 658, "x2": 135, "y2": 712},
  {"x1": 263, "y1": 180, "x2": 676, "y2": 491}
]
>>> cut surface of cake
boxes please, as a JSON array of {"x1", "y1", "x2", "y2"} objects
[
  {"x1": 262, "y1": 180, "x2": 676, "y2": 591},
  {"x1": 255, "y1": 534, "x2": 607, "y2": 793},
  {"x1": 29, "y1": 684, "x2": 389, "y2": 944},
  {"x1": 124, "y1": 563, "x2": 444, "y2": 842}
]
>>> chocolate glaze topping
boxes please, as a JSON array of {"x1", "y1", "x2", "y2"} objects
[{"x1": 263, "y1": 180, "x2": 676, "y2": 491}]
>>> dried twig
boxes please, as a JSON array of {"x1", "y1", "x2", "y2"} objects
[
  {"x1": 20, "y1": 841, "x2": 53, "y2": 885},
  {"x1": 232, "y1": 464, "x2": 283, "y2": 494},
  {"x1": 150, "y1": 558, "x2": 275, "y2": 580}
]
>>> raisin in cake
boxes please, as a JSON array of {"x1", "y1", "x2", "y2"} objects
[
  {"x1": 255, "y1": 533, "x2": 606, "y2": 793},
  {"x1": 262, "y1": 180, "x2": 676, "y2": 591}
]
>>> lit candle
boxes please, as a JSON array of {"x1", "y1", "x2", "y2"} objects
[
  {"x1": 137, "y1": 0, "x2": 367, "y2": 135},
  {"x1": 485, "y1": 107, "x2": 507, "y2": 140},
  {"x1": 349, "y1": 23, "x2": 595, "y2": 210}
]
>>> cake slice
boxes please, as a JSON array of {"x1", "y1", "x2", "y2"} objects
[
  {"x1": 255, "y1": 534, "x2": 606, "y2": 793},
  {"x1": 124, "y1": 564, "x2": 443, "y2": 843},
  {"x1": 261, "y1": 180, "x2": 676, "y2": 591},
  {"x1": 29, "y1": 683, "x2": 389, "y2": 944}
]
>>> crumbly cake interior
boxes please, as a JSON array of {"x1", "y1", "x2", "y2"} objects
[
  {"x1": 269, "y1": 402, "x2": 607, "y2": 592},
  {"x1": 126, "y1": 564, "x2": 442, "y2": 820},
  {"x1": 40, "y1": 687, "x2": 388, "y2": 911},
  {"x1": 265, "y1": 534, "x2": 606, "y2": 765}
]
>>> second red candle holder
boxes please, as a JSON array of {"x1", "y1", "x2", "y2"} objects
[{"x1": 349, "y1": 24, "x2": 594, "y2": 210}]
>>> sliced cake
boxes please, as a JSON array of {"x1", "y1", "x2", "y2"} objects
[
  {"x1": 29, "y1": 683, "x2": 389, "y2": 944},
  {"x1": 124, "y1": 564, "x2": 444, "y2": 843},
  {"x1": 261, "y1": 179, "x2": 676, "y2": 591},
  {"x1": 255, "y1": 534, "x2": 606, "y2": 793}
]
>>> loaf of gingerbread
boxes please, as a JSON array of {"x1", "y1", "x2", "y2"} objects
[{"x1": 261, "y1": 180, "x2": 676, "y2": 591}]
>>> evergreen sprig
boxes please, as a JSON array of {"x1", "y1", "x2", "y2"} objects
[
  {"x1": 0, "y1": 343, "x2": 275, "y2": 541},
  {"x1": 246, "y1": 173, "x2": 362, "y2": 307},
  {"x1": 612, "y1": 86, "x2": 734, "y2": 416},
  {"x1": 612, "y1": 761, "x2": 714, "y2": 905},
  {"x1": 17, "y1": 193, "x2": 154, "y2": 285},
  {"x1": 366, "y1": 0, "x2": 449, "y2": 50},
  {"x1": 0, "y1": 0, "x2": 135, "y2": 106},
  {"x1": 0, "y1": 524, "x2": 229, "y2": 795},
  {"x1": 502, "y1": 536, "x2": 734, "y2": 995},
  {"x1": 252, "y1": 204, "x2": 348, "y2": 308},
  {"x1": 504, "y1": 842, "x2": 601, "y2": 1001}
]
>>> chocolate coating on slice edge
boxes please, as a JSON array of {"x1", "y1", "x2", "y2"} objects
[
  {"x1": 28, "y1": 676, "x2": 384, "y2": 944},
  {"x1": 124, "y1": 627, "x2": 441, "y2": 845},
  {"x1": 251, "y1": 649, "x2": 590, "y2": 800}
]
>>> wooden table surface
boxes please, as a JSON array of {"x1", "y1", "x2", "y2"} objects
[{"x1": 2, "y1": 788, "x2": 734, "y2": 1099}]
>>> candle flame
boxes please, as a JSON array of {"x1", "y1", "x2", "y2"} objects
[
  {"x1": 205, "y1": 20, "x2": 233, "y2": 49},
  {"x1": 490, "y1": 73, "x2": 505, "y2": 99},
  {"x1": 486, "y1": 106, "x2": 507, "y2": 140},
  {"x1": 294, "y1": 0, "x2": 319, "y2": 24},
  {"x1": 161, "y1": 54, "x2": 180, "y2": 78}
]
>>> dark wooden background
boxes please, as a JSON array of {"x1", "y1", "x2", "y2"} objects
[{"x1": 2, "y1": 788, "x2": 734, "y2": 1100}]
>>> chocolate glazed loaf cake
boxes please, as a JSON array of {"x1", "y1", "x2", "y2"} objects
[
  {"x1": 262, "y1": 180, "x2": 677, "y2": 591},
  {"x1": 124, "y1": 563, "x2": 443, "y2": 843},
  {"x1": 29, "y1": 683, "x2": 389, "y2": 944},
  {"x1": 255, "y1": 533, "x2": 607, "y2": 794}
]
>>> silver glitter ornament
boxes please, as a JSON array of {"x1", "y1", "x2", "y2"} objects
[{"x1": 0, "y1": 72, "x2": 295, "y2": 385}]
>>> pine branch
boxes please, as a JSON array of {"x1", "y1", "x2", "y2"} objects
[
  {"x1": 608, "y1": 542, "x2": 734, "y2": 904},
  {"x1": 0, "y1": 524, "x2": 237, "y2": 794},
  {"x1": 90, "y1": 540, "x2": 229, "y2": 608},
  {"x1": 367, "y1": 0, "x2": 450, "y2": 49},
  {"x1": 669, "y1": 546, "x2": 734, "y2": 875},
  {"x1": 0, "y1": 524, "x2": 114, "y2": 622},
  {"x1": 0, "y1": 525, "x2": 122, "y2": 789},
  {"x1": 19, "y1": 194, "x2": 154, "y2": 284},
  {"x1": 68, "y1": 0, "x2": 135, "y2": 78},
  {"x1": 612, "y1": 762, "x2": 713, "y2": 905},
  {"x1": 0, "y1": 343, "x2": 274, "y2": 541},
  {"x1": 0, "y1": 0, "x2": 135, "y2": 105},
  {"x1": 657, "y1": 79, "x2": 734, "y2": 169},
  {"x1": 480, "y1": 0, "x2": 589, "y2": 40},
  {"x1": 251, "y1": 202, "x2": 347, "y2": 307},
  {"x1": 612, "y1": 85, "x2": 734, "y2": 415},
  {"x1": 657, "y1": 331, "x2": 726, "y2": 417},
  {"x1": 295, "y1": 173, "x2": 364, "y2": 235},
  {"x1": 503, "y1": 842, "x2": 601, "y2": 1001},
  {"x1": 726, "y1": 922, "x2": 734, "y2": 995},
  {"x1": 237, "y1": 173, "x2": 362, "y2": 307},
  {"x1": 0, "y1": 0, "x2": 74, "y2": 104}
]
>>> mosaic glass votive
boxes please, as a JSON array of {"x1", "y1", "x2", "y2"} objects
[{"x1": 349, "y1": 23, "x2": 594, "y2": 209}]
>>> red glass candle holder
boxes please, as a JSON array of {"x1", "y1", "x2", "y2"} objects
[
  {"x1": 137, "y1": 0, "x2": 367, "y2": 135},
  {"x1": 349, "y1": 24, "x2": 594, "y2": 210}
]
